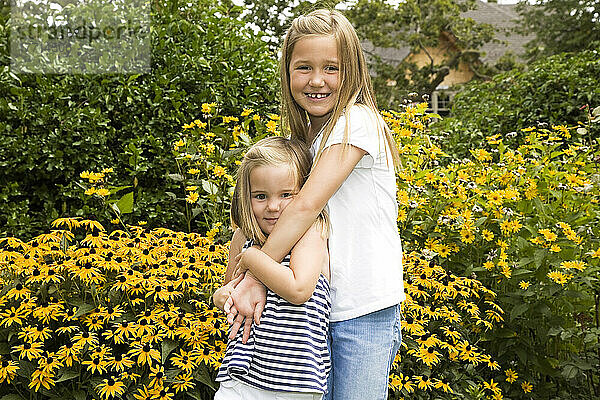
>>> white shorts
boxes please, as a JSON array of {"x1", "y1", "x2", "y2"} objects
[{"x1": 215, "y1": 379, "x2": 323, "y2": 400}]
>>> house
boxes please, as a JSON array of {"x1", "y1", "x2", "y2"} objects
[{"x1": 364, "y1": 0, "x2": 533, "y2": 115}]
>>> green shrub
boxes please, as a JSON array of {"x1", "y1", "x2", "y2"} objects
[
  {"x1": 391, "y1": 104, "x2": 599, "y2": 398},
  {"x1": 434, "y1": 49, "x2": 600, "y2": 159},
  {"x1": 0, "y1": 0, "x2": 279, "y2": 240}
]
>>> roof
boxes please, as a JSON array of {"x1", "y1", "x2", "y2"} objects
[{"x1": 463, "y1": 1, "x2": 534, "y2": 63}]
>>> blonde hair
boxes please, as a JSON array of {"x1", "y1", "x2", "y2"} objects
[
  {"x1": 279, "y1": 9, "x2": 400, "y2": 167},
  {"x1": 231, "y1": 136, "x2": 328, "y2": 245}
]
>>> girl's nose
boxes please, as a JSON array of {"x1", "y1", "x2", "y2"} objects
[
  {"x1": 266, "y1": 199, "x2": 280, "y2": 211},
  {"x1": 309, "y1": 72, "x2": 325, "y2": 87}
]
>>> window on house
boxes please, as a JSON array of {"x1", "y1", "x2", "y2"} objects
[{"x1": 428, "y1": 91, "x2": 453, "y2": 116}]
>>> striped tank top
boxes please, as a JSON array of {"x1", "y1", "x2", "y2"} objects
[{"x1": 216, "y1": 240, "x2": 331, "y2": 393}]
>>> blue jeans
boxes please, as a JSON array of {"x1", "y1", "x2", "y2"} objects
[{"x1": 324, "y1": 304, "x2": 402, "y2": 400}]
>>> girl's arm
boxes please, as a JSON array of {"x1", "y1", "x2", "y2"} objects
[
  {"x1": 239, "y1": 223, "x2": 328, "y2": 305},
  {"x1": 250, "y1": 144, "x2": 365, "y2": 262},
  {"x1": 229, "y1": 144, "x2": 365, "y2": 340},
  {"x1": 212, "y1": 228, "x2": 247, "y2": 310}
]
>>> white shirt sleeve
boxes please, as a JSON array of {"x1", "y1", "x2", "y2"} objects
[{"x1": 321, "y1": 105, "x2": 385, "y2": 168}]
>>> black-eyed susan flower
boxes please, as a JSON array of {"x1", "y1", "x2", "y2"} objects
[
  {"x1": 73, "y1": 331, "x2": 99, "y2": 348},
  {"x1": 28, "y1": 368, "x2": 55, "y2": 391},
  {"x1": 0, "y1": 307, "x2": 25, "y2": 327},
  {"x1": 483, "y1": 378, "x2": 502, "y2": 396},
  {"x1": 170, "y1": 349, "x2": 197, "y2": 373},
  {"x1": 56, "y1": 342, "x2": 81, "y2": 367},
  {"x1": 82, "y1": 355, "x2": 109, "y2": 374},
  {"x1": 434, "y1": 379, "x2": 453, "y2": 393},
  {"x1": 149, "y1": 364, "x2": 166, "y2": 389},
  {"x1": 13, "y1": 341, "x2": 44, "y2": 361},
  {"x1": 96, "y1": 376, "x2": 126, "y2": 399},
  {"x1": 415, "y1": 375, "x2": 435, "y2": 391},
  {"x1": 106, "y1": 352, "x2": 135, "y2": 373},
  {"x1": 521, "y1": 380, "x2": 533, "y2": 393},
  {"x1": 0, "y1": 358, "x2": 19, "y2": 383},
  {"x1": 172, "y1": 372, "x2": 195, "y2": 393},
  {"x1": 129, "y1": 342, "x2": 160, "y2": 366},
  {"x1": 505, "y1": 368, "x2": 518, "y2": 383},
  {"x1": 6, "y1": 283, "x2": 31, "y2": 300}
]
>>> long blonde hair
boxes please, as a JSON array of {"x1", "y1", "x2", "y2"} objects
[
  {"x1": 279, "y1": 9, "x2": 400, "y2": 167},
  {"x1": 231, "y1": 137, "x2": 328, "y2": 245}
]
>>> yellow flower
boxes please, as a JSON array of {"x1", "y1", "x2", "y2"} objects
[
  {"x1": 538, "y1": 228, "x2": 557, "y2": 242},
  {"x1": 96, "y1": 376, "x2": 126, "y2": 399},
  {"x1": 201, "y1": 102, "x2": 216, "y2": 114},
  {"x1": 85, "y1": 187, "x2": 97, "y2": 196},
  {"x1": 547, "y1": 270, "x2": 572, "y2": 286},
  {"x1": 460, "y1": 228, "x2": 475, "y2": 244},
  {"x1": 560, "y1": 260, "x2": 586, "y2": 271},
  {"x1": 96, "y1": 188, "x2": 110, "y2": 197},
  {"x1": 173, "y1": 372, "x2": 195, "y2": 393},
  {"x1": 482, "y1": 229, "x2": 494, "y2": 241},
  {"x1": 483, "y1": 261, "x2": 494, "y2": 271},
  {"x1": 0, "y1": 358, "x2": 18, "y2": 383},
  {"x1": 521, "y1": 380, "x2": 533, "y2": 393},
  {"x1": 29, "y1": 369, "x2": 55, "y2": 391},
  {"x1": 505, "y1": 368, "x2": 518, "y2": 383},
  {"x1": 519, "y1": 281, "x2": 530, "y2": 290},
  {"x1": 186, "y1": 192, "x2": 199, "y2": 204},
  {"x1": 223, "y1": 116, "x2": 239, "y2": 124},
  {"x1": 213, "y1": 165, "x2": 226, "y2": 178},
  {"x1": 128, "y1": 342, "x2": 160, "y2": 366},
  {"x1": 415, "y1": 375, "x2": 435, "y2": 390},
  {"x1": 266, "y1": 120, "x2": 278, "y2": 133},
  {"x1": 187, "y1": 168, "x2": 201, "y2": 175},
  {"x1": 483, "y1": 378, "x2": 501, "y2": 395},
  {"x1": 241, "y1": 108, "x2": 254, "y2": 117}
]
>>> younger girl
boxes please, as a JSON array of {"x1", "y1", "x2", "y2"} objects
[
  {"x1": 213, "y1": 136, "x2": 330, "y2": 400},
  {"x1": 227, "y1": 9, "x2": 404, "y2": 400}
]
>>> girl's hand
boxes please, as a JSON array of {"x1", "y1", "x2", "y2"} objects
[
  {"x1": 212, "y1": 274, "x2": 243, "y2": 311},
  {"x1": 233, "y1": 246, "x2": 260, "y2": 279},
  {"x1": 224, "y1": 271, "x2": 266, "y2": 343}
]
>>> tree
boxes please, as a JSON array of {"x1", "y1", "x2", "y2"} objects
[
  {"x1": 346, "y1": 0, "x2": 495, "y2": 108},
  {"x1": 516, "y1": 0, "x2": 600, "y2": 60},
  {"x1": 241, "y1": 0, "x2": 496, "y2": 108},
  {"x1": 0, "y1": 0, "x2": 279, "y2": 238}
]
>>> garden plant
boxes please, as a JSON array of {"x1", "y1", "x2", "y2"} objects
[{"x1": 1, "y1": 102, "x2": 598, "y2": 399}]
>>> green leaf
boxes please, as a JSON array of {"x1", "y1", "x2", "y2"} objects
[
  {"x1": 0, "y1": 395, "x2": 26, "y2": 400},
  {"x1": 0, "y1": 342, "x2": 10, "y2": 355},
  {"x1": 116, "y1": 192, "x2": 134, "y2": 214},
  {"x1": 73, "y1": 302, "x2": 95, "y2": 318},
  {"x1": 55, "y1": 369, "x2": 79, "y2": 383},
  {"x1": 194, "y1": 364, "x2": 218, "y2": 391},
  {"x1": 167, "y1": 173, "x2": 186, "y2": 182},
  {"x1": 201, "y1": 180, "x2": 219, "y2": 195},
  {"x1": 510, "y1": 303, "x2": 529, "y2": 321},
  {"x1": 161, "y1": 339, "x2": 178, "y2": 364},
  {"x1": 561, "y1": 364, "x2": 579, "y2": 380}
]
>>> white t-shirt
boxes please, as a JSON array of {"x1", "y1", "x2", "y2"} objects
[{"x1": 311, "y1": 105, "x2": 405, "y2": 322}]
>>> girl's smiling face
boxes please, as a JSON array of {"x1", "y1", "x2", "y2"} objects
[
  {"x1": 289, "y1": 35, "x2": 340, "y2": 133},
  {"x1": 250, "y1": 164, "x2": 299, "y2": 235}
]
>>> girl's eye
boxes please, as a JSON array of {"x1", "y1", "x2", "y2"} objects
[
  {"x1": 254, "y1": 194, "x2": 266, "y2": 200},
  {"x1": 296, "y1": 65, "x2": 310, "y2": 71},
  {"x1": 325, "y1": 65, "x2": 339, "y2": 72},
  {"x1": 282, "y1": 193, "x2": 292, "y2": 198}
]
